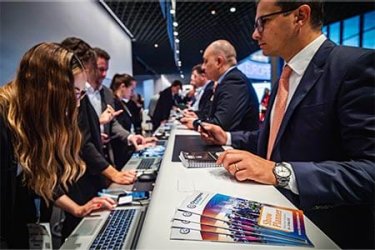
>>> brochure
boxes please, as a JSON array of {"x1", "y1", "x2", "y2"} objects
[
  {"x1": 171, "y1": 219, "x2": 309, "y2": 246},
  {"x1": 170, "y1": 191, "x2": 313, "y2": 247},
  {"x1": 173, "y1": 210, "x2": 307, "y2": 243}
]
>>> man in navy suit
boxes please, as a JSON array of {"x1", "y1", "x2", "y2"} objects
[
  {"x1": 181, "y1": 64, "x2": 214, "y2": 128},
  {"x1": 200, "y1": 1, "x2": 374, "y2": 248},
  {"x1": 196, "y1": 40, "x2": 259, "y2": 132}
]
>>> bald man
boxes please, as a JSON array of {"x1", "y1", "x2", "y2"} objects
[{"x1": 197, "y1": 39, "x2": 259, "y2": 131}]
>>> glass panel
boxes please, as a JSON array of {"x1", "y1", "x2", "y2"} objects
[
  {"x1": 343, "y1": 35, "x2": 359, "y2": 47},
  {"x1": 364, "y1": 11, "x2": 375, "y2": 32},
  {"x1": 330, "y1": 22, "x2": 340, "y2": 44},
  {"x1": 343, "y1": 16, "x2": 359, "y2": 40},
  {"x1": 363, "y1": 29, "x2": 375, "y2": 49}
]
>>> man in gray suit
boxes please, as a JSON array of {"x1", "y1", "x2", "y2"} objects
[{"x1": 90, "y1": 47, "x2": 147, "y2": 165}]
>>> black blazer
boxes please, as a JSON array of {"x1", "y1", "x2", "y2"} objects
[
  {"x1": 152, "y1": 87, "x2": 174, "y2": 129},
  {"x1": 195, "y1": 81, "x2": 214, "y2": 120},
  {"x1": 126, "y1": 100, "x2": 142, "y2": 134},
  {"x1": 100, "y1": 86, "x2": 130, "y2": 164},
  {"x1": 207, "y1": 67, "x2": 259, "y2": 131},
  {"x1": 0, "y1": 112, "x2": 64, "y2": 248},
  {"x1": 62, "y1": 96, "x2": 111, "y2": 239},
  {"x1": 231, "y1": 40, "x2": 375, "y2": 248},
  {"x1": 111, "y1": 98, "x2": 134, "y2": 168}
]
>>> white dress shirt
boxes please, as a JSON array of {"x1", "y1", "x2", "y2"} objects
[
  {"x1": 227, "y1": 34, "x2": 327, "y2": 195},
  {"x1": 191, "y1": 80, "x2": 211, "y2": 111},
  {"x1": 85, "y1": 82, "x2": 104, "y2": 132}
]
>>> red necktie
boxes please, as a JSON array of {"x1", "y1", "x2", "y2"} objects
[{"x1": 267, "y1": 65, "x2": 292, "y2": 160}]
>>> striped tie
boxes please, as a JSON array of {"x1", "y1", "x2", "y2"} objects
[{"x1": 267, "y1": 65, "x2": 292, "y2": 160}]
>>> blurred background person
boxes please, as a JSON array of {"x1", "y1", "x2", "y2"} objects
[
  {"x1": 259, "y1": 87, "x2": 270, "y2": 122},
  {"x1": 151, "y1": 80, "x2": 182, "y2": 130}
]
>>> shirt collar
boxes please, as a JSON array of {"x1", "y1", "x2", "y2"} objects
[
  {"x1": 218, "y1": 66, "x2": 236, "y2": 84},
  {"x1": 287, "y1": 34, "x2": 327, "y2": 76},
  {"x1": 85, "y1": 82, "x2": 103, "y2": 93}
]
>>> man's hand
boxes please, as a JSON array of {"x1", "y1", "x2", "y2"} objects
[
  {"x1": 128, "y1": 134, "x2": 147, "y2": 151},
  {"x1": 199, "y1": 122, "x2": 227, "y2": 145},
  {"x1": 102, "y1": 166, "x2": 137, "y2": 185},
  {"x1": 217, "y1": 149, "x2": 276, "y2": 185},
  {"x1": 111, "y1": 169, "x2": 137, "y2": 185},
  {"x1": 99, "y1": 105, "x2": 123, "y2": 125},
  {"x1": 180, "y1": 117, "x2": 196, "y2": 130}
]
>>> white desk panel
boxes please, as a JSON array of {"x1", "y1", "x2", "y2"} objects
[{"x1": 137, "y1": 125, "x2": 339, "y2": 249}]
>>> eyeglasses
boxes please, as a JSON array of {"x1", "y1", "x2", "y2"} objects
[
  {"x1": 254, "y1": 7, "x2": 298, "y2": 33},
  {"x1": 75, "y1": 87, "x2": 87, "y2": 101}
]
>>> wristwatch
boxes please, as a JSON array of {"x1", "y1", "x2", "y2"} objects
[{"x1": 273, "y1": 162, "x2": 291, "y2": 187}]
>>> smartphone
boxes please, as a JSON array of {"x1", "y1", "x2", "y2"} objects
[
  {"x1": 117, "y1": 191, "x2": 150, "y2": 205},
  {"x1": 131, "y1": 191, "x2": 150, "y2": 201}
]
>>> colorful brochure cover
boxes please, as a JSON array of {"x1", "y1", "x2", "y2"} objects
[
  {"x1": 170, "y1": 191, "x2": 313, "y2": 247},
  {"x1": 173, "y1": 210, "x2": 307, "y2": 244},
  {"x1": 171, "y1": 219, "x2": 309, "y2": 246}
]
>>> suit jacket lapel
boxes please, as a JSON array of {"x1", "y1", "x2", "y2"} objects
[{"x1": 267, "y1": 40, "x2": 336, "y2": 159}]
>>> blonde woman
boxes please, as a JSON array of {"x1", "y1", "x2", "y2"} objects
[{"x1": 0, "y1": 43, "x2": 115, "y2": 248}]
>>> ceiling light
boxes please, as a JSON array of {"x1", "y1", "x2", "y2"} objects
[
  {"x1": 173, "y1": 31, "x2": 178, "y2": 36},
  {"x1": 176, "y1": 50, "x2": 180, "y2": 54},
  {"x1": 175, "y1": 39, "x2": 180, "y2": 43},
  {"x1": 170, "y1": 9, "x2": 175, "y2": 15},
  {"x1": 200, "y1": 49, "x2": 203, "y2": 54},
  {"x1": 154, "y1": 43, "x2": 159, "y2": 48},
  {"x1": 230, "y1": 7, "x2": 236, "y2": 13},
  {"x1": 178, "y1": 61, "x2": 182, "y2": 66},
  {"x1": 173, "y1": 22, "x2": 178, "y2": 27},
  {"x1": 211, "y1": 10, "x2": 216, "y2": 15},
  {"x1": 180, "y1": 74, "x2": 184, "y2": 78}
]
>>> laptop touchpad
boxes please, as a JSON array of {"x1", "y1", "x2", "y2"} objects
[{"x1": 75, "y1": 219, "x2": 101, "y2": 235}]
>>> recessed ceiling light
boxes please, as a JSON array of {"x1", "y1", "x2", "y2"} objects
[
  {"x1": 154, "y1": 43, "x2": 159, "y2": 48},
  {"x1": 173, "y1": 22, "x2": 178, "y2": 27},
  {"x1": 230, "y1": 7, "x2": 236, "y2": 13},
  {"x1": 175, "y1": 39, "x2": 180, "y2": 43},
  {"x1": 211, "y1": 10, "x2": 216, "y2": 15},
  {"x1": 180, "y1": 74, "x2": 184, "y2": 78},
  {"x1": 170, "y1": 9, "x2": 175, "y2": 15},
  {"x1": 200, "y1": 49, "x2": 203, "y2": 54},
  {"x1": 173, "y1": 31, "x2": 178, "y2": 36},
  {"x1": 176, "y1": 50, "x2": 180, "y2": 54}
]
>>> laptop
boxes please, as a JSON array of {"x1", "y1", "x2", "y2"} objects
[
  {"x1": 122, "y1": 144, "x2": 166, "y2": 172},
  {"x1": 60, "y1": 206, "x2": 145, "y2": 250}
]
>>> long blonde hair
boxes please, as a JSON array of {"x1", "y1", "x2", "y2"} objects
[{"x1": 0, "y1": 42, "x2": 86, "y2": 203}]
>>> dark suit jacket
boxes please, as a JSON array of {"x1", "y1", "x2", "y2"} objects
[
  {"x1": 63, "y1": 95, "x2": 111, "y2": 239},
  {"x1": 231, "y1": 40, "x2": 375, "y2": 248},
  {"x1": 126, "y1": 100, "x2": 142, "y2": 134},
  {"x1": 195, "y1": 81, "x2": 214, "y2": 120},
  {"x1": 207, "y1": 67, "x2": 259, "y2": 131},
  {"x1": 152, "y1": 87, "x2": 174, "y2": 130},
  {"x1": 1, "y1": 109, "x2": 63, "y2": 248},
  {"x1": 100, "y1": 86, "x2": 130, "y2": 165},
  {"x1": 111, "y1": 98, "x2": 134, "y2": 169}
]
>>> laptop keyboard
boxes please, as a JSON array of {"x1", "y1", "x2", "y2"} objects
[
  {"x1": 90, "y1": 209, "x2": 136, "y2": 250},
  {"x1": 137, "y1": 158, "x2": 155, "y2": 170}
]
